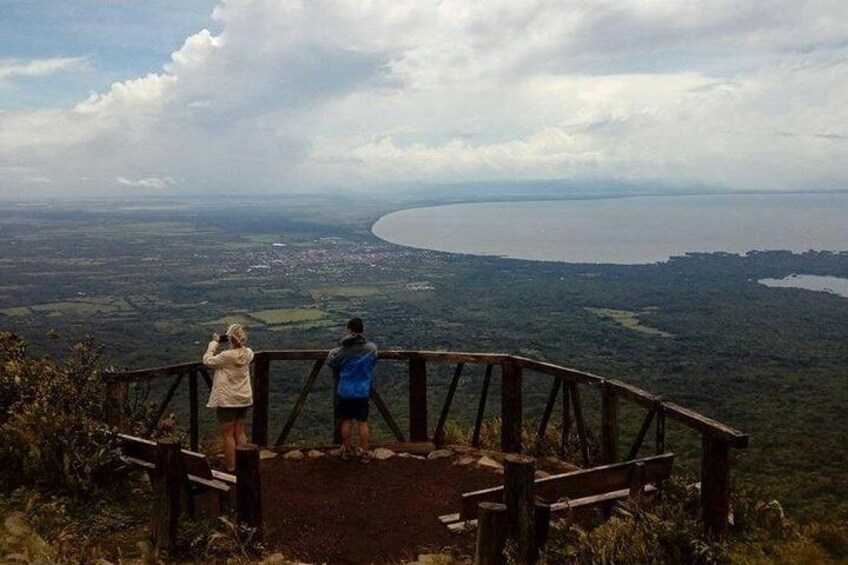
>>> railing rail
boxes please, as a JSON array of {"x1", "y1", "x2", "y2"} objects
[{"x1": 103, "y1": 349, "x2": 748, "y2": 538}]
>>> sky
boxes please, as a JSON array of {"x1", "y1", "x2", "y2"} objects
[{"x1": 1, "y1": 0, "x2": 846, "y2": 198}]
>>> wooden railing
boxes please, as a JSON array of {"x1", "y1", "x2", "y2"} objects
[{"x1": 104, "y1": 350, "x2": 748, "y2": 538}]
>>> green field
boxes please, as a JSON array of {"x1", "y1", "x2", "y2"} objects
[
  {"x1": 1, "y1": 296, "x2": 134, "y2": 318},
  {"x1": 0, "y1": 306, "x2": 31, "y2": 317},
  {"x1": 249, "y1": 308, "x2": 329, "y2": 325},
  {"x1": 310, "y1": 285, "x2": 382, "y2": 299},
  {"x1": 586, "y1": 307, "x2": 674, "y2": 337},
  {"x1": 201, "y1": 314, "x2": 265, "y2": 328}
]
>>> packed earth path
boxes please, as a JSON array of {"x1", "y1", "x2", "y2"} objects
[{"x1": 210, "y1": 446, "x2": 576, "y2": 564}]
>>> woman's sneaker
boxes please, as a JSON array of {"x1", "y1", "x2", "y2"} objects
[{"x1": 341, "y1": 446, "x2": 354, "y2": 461}]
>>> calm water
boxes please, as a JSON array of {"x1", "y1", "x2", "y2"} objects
[
  {"x1": 372, "y1": 193, "x2": 848, "y2": 264},
  {"x1": 759, "y1": 274, "x2": 848, "y2": 298}
]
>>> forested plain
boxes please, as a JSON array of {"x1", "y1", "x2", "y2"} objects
[{"x1": 1, "y1": 195, "x2": 846, "y2": 522}]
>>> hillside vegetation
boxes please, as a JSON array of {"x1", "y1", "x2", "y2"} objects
[{"x1": 1, "y1": 332, "x2": 847, "y2": 563}]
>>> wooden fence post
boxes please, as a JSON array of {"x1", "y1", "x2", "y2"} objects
[
  {"x1": 236, "y1": 444, "x2": 263, "y2": 541},
  {"x1": 534, "y1": 501, "x2": 551, "y2": 555},
  {"x1": 655, "y1": 402, "x2": 666, "y2": 455},
  {"x1": 503, "y1": 454, "x2": 535, "y2": 564},
  {"x1": 701, "y1": 436, "x2": 730, "y2": 539},
  {"x1": 252, "y1": 354, "x2": 270, "y2": 447},
  {"x1": 105, "y1": 380, "x2": 127, "y2": 431},
  {"x1": 189, "y1": 371, "x2": 199, "y2": 451},
  {"x1": 601, "y1": 382, "x2": 619, "y2": 464},
  {"x1": 472, "y1": 365, "x2": 494, "y2": 448},
  {"x1": 434, "y1": 363, "x2": 464, "y2": 447},
  {"x1": 560, "y1": 378, "x2": 571, "y2": 458},
  {"x1": 476, "y1": 502, "x2": 508, "y2": 565},
  {"x1": 153, "y1": 439, "x2": 182, "y2": 556},
  {"x1": 409, "y1": 357, "x2": 428, "y2": 442},
  {"x1": 501, "y1": 362, "x2": 523, "y2": 454}
]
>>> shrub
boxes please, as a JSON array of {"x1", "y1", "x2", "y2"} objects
[
  {"x1": 442, "y1": 417, "x2": 599, "y2": 462},
  {"x1": 0, "y1": 332, "x2": 119, "y2": 497},
  {"x1": 542, "y1": 480, "x2": 724, "y2": 564}
]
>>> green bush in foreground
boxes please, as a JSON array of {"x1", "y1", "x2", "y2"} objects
[{"x1": 0, "y1": 332, "x2": 118, "y2": 497}]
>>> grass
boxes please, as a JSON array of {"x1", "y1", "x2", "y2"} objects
[
  {"x1": 249, "y1": 308, "x2": 329, "y2": 325},
  {"x1": 310, "y1": 285, "x2": 382, "y2": 299},
  {"x1": 31, "y1": 302, "x2": 120, "y2": 316},
  {"x1": 1, "y1": 296, "x2": 134, "y2": 318},
  {"x1": 201, "y1": 314, "x2": 265, "y2": 328},
  {"x1": 267, "y1": 319, "x2": 337, "y2": 332},
  {"x1": 586, "y1": 307, "x2": 674, "y2": 338},
  {"x1": 0, "y1": 306, "x2": 31, "y2": 317}
]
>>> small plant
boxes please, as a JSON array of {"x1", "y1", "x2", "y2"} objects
[
  {"x1": 0, "y1": 332, "x2": 119, "y2": 496},
  {"x1": 185, "y1": 515, "x2": 264, "y2": 563}
]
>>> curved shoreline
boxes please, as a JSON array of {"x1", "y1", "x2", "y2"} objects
[{"x1": 371, "y1": 193, "x2": 848, "y2": 265}]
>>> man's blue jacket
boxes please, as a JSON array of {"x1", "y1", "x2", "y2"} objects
[{"x1": 326, "y1": 334, "x2": 378, "y2": 399}]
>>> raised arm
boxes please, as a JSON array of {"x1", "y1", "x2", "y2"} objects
[
  {"x1": 203, "y1": 338, "x2": 232, "y2": 369},
  {"x1": 325, "y1": 346, "x2": 342, "y2": 369}
]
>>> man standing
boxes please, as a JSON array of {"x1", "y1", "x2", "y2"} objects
[{"x1": 326, "y1": 317, "x2": 378, "y2": 462}]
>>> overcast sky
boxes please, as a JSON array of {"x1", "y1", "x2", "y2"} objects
[{"x1": 1, "y1": 0, "x2": 846, "y2": 198}]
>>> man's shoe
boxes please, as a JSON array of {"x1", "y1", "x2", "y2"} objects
[
  {"x1": 355, "y1": 447, "x2": 372, "y2": 464},
  {"x1": 341, "y1": 446, "x2": 354, "y2": 461}
]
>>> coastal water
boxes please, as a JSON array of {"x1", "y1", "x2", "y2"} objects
[
  {"x1": 371, "y1": 193, "x2": 848, "y2": 264},
  {"x1": 759, "y1": 274, "x2": 848, "y2": 298}
]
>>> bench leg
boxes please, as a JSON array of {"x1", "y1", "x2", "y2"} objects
[
  {"x1": 218, "y1": 490, "x2": 232, "y2": 515},
  {"x1": 185, "y1": 485, "x2": 197, "y2": 519}
]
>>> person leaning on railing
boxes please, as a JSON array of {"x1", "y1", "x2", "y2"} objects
[{"x1": 203, "y1": 323, "x2": 254, "y2": 472}]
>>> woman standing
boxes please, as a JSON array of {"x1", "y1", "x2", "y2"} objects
[{"x1": 203, "y1": 323, "x2": 254, "y2": 472}]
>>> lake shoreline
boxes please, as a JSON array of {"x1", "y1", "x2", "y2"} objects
[{"x1": 372, "y1": 193, "x2": 848, "y2": 265}]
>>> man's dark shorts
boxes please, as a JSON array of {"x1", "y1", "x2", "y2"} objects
[
  {"x1": 334, "y1": 396, "x2": 370, "y2": 422},
  {"x1": 216, "y1": 406, "x2": 250, "y2": 424}
]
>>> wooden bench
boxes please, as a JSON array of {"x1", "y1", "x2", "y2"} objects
[
  {"x1": 441, "y1": 453, "x2": 674, "y2": 532},
  {"x1": 118, "y1": 433, "x2": 237, "y2": 515}
]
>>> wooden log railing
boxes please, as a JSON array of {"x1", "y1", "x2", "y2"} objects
[{"x1": 103, "y1": 349, "x2": 748, "y2": 538}]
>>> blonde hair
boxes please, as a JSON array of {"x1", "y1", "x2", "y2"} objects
[{"x1": 226, "y1": 323, "x2": 248, "y2": 347}]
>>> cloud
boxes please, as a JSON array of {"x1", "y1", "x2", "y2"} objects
[
  {"x1": 0, "y1": 57, "x2": 88, "y2": 85},
  {"x1": 1, "y1": 0, "x2": 847, "y2": 197},
  {"x1": 116, "y1": 176, "x2": 176, "y2": 189}
]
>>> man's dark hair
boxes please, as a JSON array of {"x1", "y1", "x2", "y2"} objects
[{"x1": 346, "y1": 317, "x2": 364, "y2": 334}]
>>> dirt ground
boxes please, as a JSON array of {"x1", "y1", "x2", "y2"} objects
[{"x1": 257, "y1": 455, "x2": 501, "y2": 564}]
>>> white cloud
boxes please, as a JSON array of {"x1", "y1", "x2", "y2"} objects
[
  {"x1": 0, "y1": 57, "x2": 88, "y2": 85},
  {"x1": 1, "y1": 0, "x2": 847, "y2": 196},
  {"x1": 116, "y1": 176, "x2": 176, "y2": 189}
]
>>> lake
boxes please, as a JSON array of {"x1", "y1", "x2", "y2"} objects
[
  {"x1": 759, "y1": 274, "x2": 848, "y2": 298},
  {"x1": 372, "y1": 193, "x2": 848, "y2": 264}
]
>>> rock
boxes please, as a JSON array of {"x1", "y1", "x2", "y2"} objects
[
  {"x1": 307, "y1": 449, "x2": 324, "y2": 458},
  {"x1": 427, "y1": 449, "x2": 453, "y2": 460},
  {"x1": 259, "y1": 449, "x2": 278, "y2": 460},
  {"x1": 476, "y1": 456, "x2": 502, "y2": 470},
  {"x1": 93, "y1": 560, "x2": 115, "y2": 565},
  {"x1": 327, "y1": 448, "x2": 343, "y2": 457},
  {"x1": 372, "y1": 448, "x2": 396, "y2": 460},
  {"x1": 454, "y1": 456, "x2": 476, "y2": 466},
  {"x1": 399, "y1": 453, "x2": 426, "y2": 460},
  {"x1": 535, "y1": 470, "x2": 551, "y2": 479},
  {"x1": 282, "y1": 450, "x2": 304, "y2": 460}
]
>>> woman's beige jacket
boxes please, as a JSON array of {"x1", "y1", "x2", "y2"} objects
[{"x1": 203, "y1": 340, "x2": 254, "y2": 408}]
